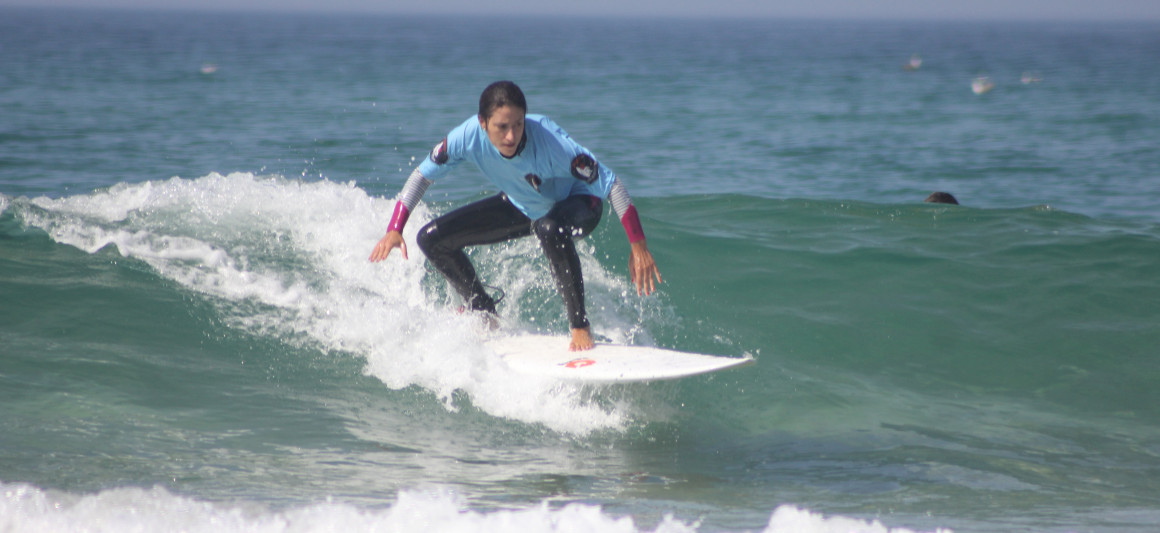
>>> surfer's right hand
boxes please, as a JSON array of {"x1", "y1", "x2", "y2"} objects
[{"x1": 369, "y1": 230, "x2": 407, "y2": 262}]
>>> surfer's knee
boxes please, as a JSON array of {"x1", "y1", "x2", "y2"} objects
[
  {"x1": 534, "y1": 215, "x2": 588, "y2": 243},
  {"x1": 532, "y1": 217, "x2": 561, "y2": 240},
  {"x1": 533, "y1": 217, "x2": 572, "y2": 251},
  {"x1": 415, "y1": 221, "x2": 442, "y2": 255}
]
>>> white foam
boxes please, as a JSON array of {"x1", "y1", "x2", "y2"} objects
[
  {"x1": 22, "y1": 173, "x2": 659, "y2": 434},
  {"x1": 0, "y1": 482, "x2": 951, "y2": 533},
  {"x1": 764, "y1": 506, "x2": 952, "y2": 533}
]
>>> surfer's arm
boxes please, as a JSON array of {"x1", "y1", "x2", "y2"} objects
[
  {"x1": 607, "y1": 178, "x2": 662, "y2": 295},
  {"x1": 608, "y1": 178, "x2": 644, "y2": 243},
  {"x1": 369, "y1": 169, "x2": 432, "y2": 262}
]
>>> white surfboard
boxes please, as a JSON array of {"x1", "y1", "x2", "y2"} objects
[{"x1": 486, "y1": 334, "x2": 754, "y2": 383}]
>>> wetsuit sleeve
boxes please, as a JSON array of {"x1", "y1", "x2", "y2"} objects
[
  {"x1": 390, "y1": 117, "x2": 475, "y2": 232},
  {"x1": 608, "y1": 177, "x2": 646, "y2": 243},
  {"x1": 387, "y1": 169, "x2": 433, "y2": 232}
]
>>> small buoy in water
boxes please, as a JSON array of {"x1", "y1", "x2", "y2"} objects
[{"x1": 971, "y1": 76, "x2": 994, "y2": 94}]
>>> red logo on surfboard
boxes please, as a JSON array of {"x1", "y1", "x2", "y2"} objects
[{"x1": 563, "y1": 358, "x2": 596, "y2": 368}]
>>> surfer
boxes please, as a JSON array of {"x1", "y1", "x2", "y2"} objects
[{"x1": 369, "y1": 81, "x2": 662, "y2": 351}]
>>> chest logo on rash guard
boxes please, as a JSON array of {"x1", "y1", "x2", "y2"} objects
[
  {"x1": 525, "y1": 173, "x2": 542, "y2": 192},
  {"x1": 429, "y1": 138, "x2": 449, "y2": 165},
  {"x1": 571, "y1": 154, "x2": 599, "y2": 184}
]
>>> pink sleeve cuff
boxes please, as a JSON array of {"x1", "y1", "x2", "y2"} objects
[
  {"x1": 620, "y1": 204, "x2": 646, "y2": 243},
  {"x1": 387, "y1": 201, "x2": 410, "y2": 233}
]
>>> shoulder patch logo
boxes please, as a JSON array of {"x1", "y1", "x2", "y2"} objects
[
  {"x1": 429, "y1": 138, "x2": 449, "y2": 165},
  {"x1": 525, "y1": 173, "x2": 542, "y2": 192},
  {"x1": 570, "y1": 154, "x2": 598, "y2": 184}
]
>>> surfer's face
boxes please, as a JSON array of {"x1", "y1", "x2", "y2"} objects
[{"x1": 480, "y1": 105, "x2": 525, "y2": 157}]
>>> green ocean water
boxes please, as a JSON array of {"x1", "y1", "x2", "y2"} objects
[{"x1": 3, "y1": 8, "x2": 1160, "y2": 532}]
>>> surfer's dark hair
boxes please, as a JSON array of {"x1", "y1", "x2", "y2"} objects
[
  {"x1": 924, "y1": 191, "x2": 960, "y2": 205},
  {"x1": 479, "y1": 81, "x2": 527, "y2": 121}
]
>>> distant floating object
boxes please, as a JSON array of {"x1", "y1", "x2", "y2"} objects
[
  {"x1": 971, "y1": 76, "x2": 994, "y2": 95},
  {"x1": 200, "y1": 63, "x2": 218, "y2": 75},
  {"x1": 903, "y1": 54, "x2": 922, "y2": 71},
  {"x1": 1021, "y1": 71, "x2": 1042, "y2": 84}
]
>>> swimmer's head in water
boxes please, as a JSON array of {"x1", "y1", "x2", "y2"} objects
[{"x1": 925, "y1": 191, "x2": 959, "y2": 205}]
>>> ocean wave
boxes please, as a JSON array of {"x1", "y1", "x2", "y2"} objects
[
  {"x1": 7, "y1": 172, "x2": 673, "y2": 435},
  {"x1": 0, "y1": 482, "x2": 950, "y2": 533}
]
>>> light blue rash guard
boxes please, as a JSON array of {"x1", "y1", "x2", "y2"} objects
[{"x1": 417, "y1": 114, "x2": 616, "y2": 220}]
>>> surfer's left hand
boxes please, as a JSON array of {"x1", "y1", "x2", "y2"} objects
[{"x1": 629, "y1": 240, "x2": 662, "y2": 296}]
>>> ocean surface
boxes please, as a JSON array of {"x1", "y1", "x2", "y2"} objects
[{"x1": 3, "y1": 7, "x2": 1160, "y2": 532}]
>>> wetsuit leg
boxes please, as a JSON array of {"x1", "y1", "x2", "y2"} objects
[
  {"x1": 532, "y1": 195, "x2": 603, "y2": 330},
  {"x1": 416, "y1": 194, "x2": 531, "y2": 313}
]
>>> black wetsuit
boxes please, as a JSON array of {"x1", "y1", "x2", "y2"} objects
[{"x1": 417, "y1": 194, "x2": 602, "y2": 329}]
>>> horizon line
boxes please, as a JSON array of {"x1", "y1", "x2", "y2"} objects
[{"x1": 3, "y1": 3, "x2": 1160, "y2": 23}]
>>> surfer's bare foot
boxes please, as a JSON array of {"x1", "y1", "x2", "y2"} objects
[{"x1": 569, "y1": 327, "x2": 595, "y2": 351}]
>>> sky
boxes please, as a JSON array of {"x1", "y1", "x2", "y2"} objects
[{"x1": 3, "y1": 0, "x2": 1160, "y2": 20}]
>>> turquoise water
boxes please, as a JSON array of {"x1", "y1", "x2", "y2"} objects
[{"x1": 3, "y1": 8, "x2": 1160, "y2": 532}]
